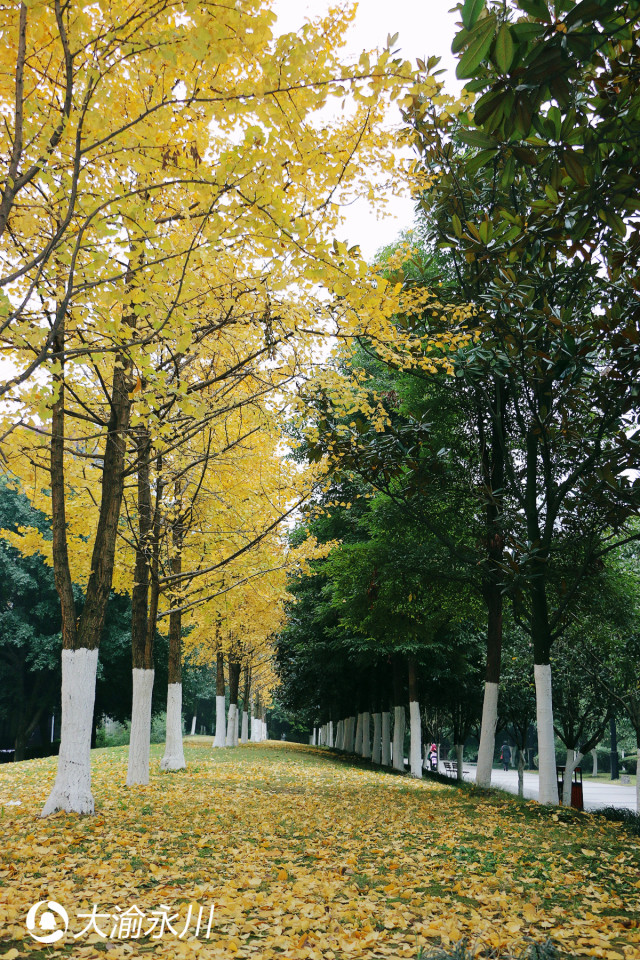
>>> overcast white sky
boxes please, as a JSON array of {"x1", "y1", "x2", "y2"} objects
[{"x1": 272, "y1": 0, "x2": 461, "y2": 260}]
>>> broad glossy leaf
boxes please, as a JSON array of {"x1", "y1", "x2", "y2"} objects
[
  {"x1": 455, "y1": 127, "x2": 499, "y2": 149},
  {"x1": 461, "y1": 0, "x2": 486, "y2": 30},
  {"x1": 456, "y1": 15, "x2": 497, "y2": 79},
  {"x1": 493, "y1": 23, "x2": 515, "y2": 73},
  {"x1": 518, "y1": 0, "x2": 551, "y2": 20}
]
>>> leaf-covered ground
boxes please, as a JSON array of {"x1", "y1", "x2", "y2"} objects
[{"x1": 1, "y1": 741, "x2": 639, "y2": 959}]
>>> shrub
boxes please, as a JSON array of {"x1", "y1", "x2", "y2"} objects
[
  {"x1": 96, "y1": 721, "x2": 130, "y2": 747},
  {"x1": 150, "y1": 712, "x2": 167, "y2": 744}
]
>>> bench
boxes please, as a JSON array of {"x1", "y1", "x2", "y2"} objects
[{"x1": 443, "y1": 760, "x2": 468, "y2": 780}]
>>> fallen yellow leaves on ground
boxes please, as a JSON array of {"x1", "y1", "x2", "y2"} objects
[{"x1": 0, "y1": 741, "x2": 638, "y2": 958}]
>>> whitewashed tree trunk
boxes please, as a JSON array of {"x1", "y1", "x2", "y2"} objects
[
  {"x1": 409, "y1": 701, "x2": 422, "y2": 778},
  {"x1": 455, "y1": 742, "x2": 464, "y2": 782},
  {"x1": 534, "y1": 663, "x2": 559, "y2": 804},
  {"x1": 234, "y1": 708, "x2": 240, "y2": 746},
  {"x1": 328, "y1": 720, "x2": 334, "y2": 747},
  {"x1": 372, "y1": 713, "x2": 382, "y2": 763},
  {"x1": 591, "y1": 748, "x2": 598, "y2": 776},
  {"x1": 562, "y1": 748, "x2": 582, "y2": 806},
  {"x1": 213, "y1": 695, "x2": 226, "y2": 748},
  {"x1": 42, "y1": 648, "x2": 99, "y2": 816},
  {"x1": 393, "y1": 705, "x2": 405, "y2": 772},
  {"x1": 312, "y1": 726, "x2": 317, "y2": 746},
  {"x1": 346, "y1": 716, "x2": 356, "y2": 752},
  {"x1": 354, "y1": 713, "x2": 363, "y2": 754},
  {"x1": 262, "y1": 718, "x2": 268, "y2": 740},
  {"x1": 361, "y1": 711, "x2": 371, "y2": 758},
  {"x1": 126, "y1": 668, "x2": 154, "y2": 786},
  {"x1": 225, "y1": 703, "x2": 236, "y2": 747},
  {"x1": 518, "y1": 747, "x2": 525, "y2": 797},
  {"x1": 381, "y1": 712, "x2": 391, "y2": 766},
  {"x1": 476, "y1": 681, "x2": 499, "y2": 788},
  {"x1": 190, "y1": 715, "x2": 197, "y2": 736},
  {"x1": 160, "y1": 683, "x2": 186, "y2": 771},
  {"x1": 241, "y1": 710, "x2": 249, "y2": 743}
]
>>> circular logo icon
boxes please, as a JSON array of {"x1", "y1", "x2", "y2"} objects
[{"x1": 26, "y1": 900, "x2": 69, "y2": 943}]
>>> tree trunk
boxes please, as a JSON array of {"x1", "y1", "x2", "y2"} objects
[
  {"x1": 562, "y1": 747, "x2": 583, "y2": 806},
  {"x1": 534, "y1": 662, "x2": 559, "y2": 804},
  {"x1": 476, "y1": 590, "x2": 503, "y2": 784},
  {"x1": 361, "y1": 711, "x2": 371, "y2": 758},
  {"x1": 408, "y1": 656, "x2": 422, "y2": 778},
  {"x1": 610, "y1": 716, "x2": 619, "y2": 780},
  {"x1": 381, "y1": 712, "x2": 391, "y2": 766},
  {"x1": 591, "y1": 748, "x2": 598, "y2": 777},
  {"x1": 160, "y1": 507, "x2": 185, "y2": 772},
  {"x1": 392, "y1": 656, "x2": 405, "y2": 771},
  {"x1": 127, "y1": 670, "x2": 154, "y2": 785},
  {"x1": 261, "y1": 705, "x2": 268, "y2": 741},
  {"x1": 127, "y1": 426, "x2": 155, "y2": 786},
  {"x1": 455, "y1": 743, "x2": 464, "y2": 781},
  {"x1": 43, "y1": 302, "x2": 133, "y2": 816},
  {"x1": 345, "y1": 716, "x2": 355, "y2": 752},
  {"x1": 353, "y1": 713, "x2": 361, "y2": 754},
  {"x1": 226, "y1": 659, "x2": 240, "y2": 747},
  {"x1": 518, "y1": 747, "x2": 525, "y2": 797},
  {"x1": 41, "y1": 649, "x2": 99, "y2": 815},
  {"x1": 393, "y1": 707, "x2": 405, "y2": 772},
  {"x1": 372, "y1": 713, "x2": 382, "y2": 763},
  {"x1": 252, "y1": 694, "x2": 261, "y2": 742},
  {"x1": 240, "y1": 665, "x2": 250, "y2": 744},
  {"x1": 213, "y1": 651, "x2": 226, "y2": 748},
  {"x1": 476, "y1": 378, "x2": 506, "y2": 789}
]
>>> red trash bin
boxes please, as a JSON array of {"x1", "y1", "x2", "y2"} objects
[{"x1": 571, "y1": 767, "x2": 583, "y2": 811}]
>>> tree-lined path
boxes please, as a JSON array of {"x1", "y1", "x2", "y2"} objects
[
  {"x1": 447, "y1": 764, "x2": 638, "y2": 814},
  {"x1": 1, "y1": 741, "x2": 638, "y2": 959}
]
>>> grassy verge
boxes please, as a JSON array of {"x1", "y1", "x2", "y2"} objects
[{"x1": 0, "y1": 741, "x2": 638, "y2": 959}]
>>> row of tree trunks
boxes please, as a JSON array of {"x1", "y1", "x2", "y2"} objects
[
  {"x1": 314, "y1": 658, "x2": 423, "y2": 777},
  {"x1": 212, "y1": 658, "x2": 267, "y2": 747}
]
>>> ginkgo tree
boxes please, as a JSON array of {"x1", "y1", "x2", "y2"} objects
[{"x1": 0, "y1": 0, "x2": 451, "y2": 817}]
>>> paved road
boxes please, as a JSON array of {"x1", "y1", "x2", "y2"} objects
[{"x1": 448, "y1": 765, "x2": 638, "y2": 813}]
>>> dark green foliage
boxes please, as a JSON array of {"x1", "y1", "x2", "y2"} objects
[{"x1": 0, "y1": 479, "x2": 61, "y2": 759}]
